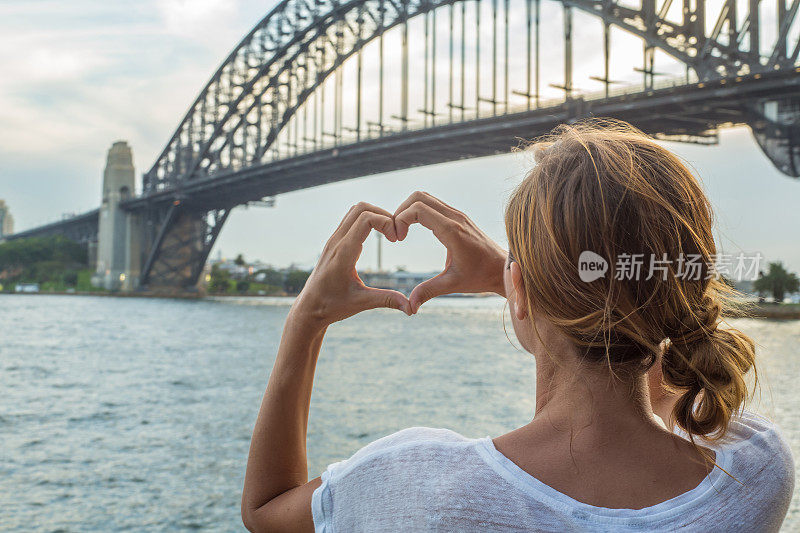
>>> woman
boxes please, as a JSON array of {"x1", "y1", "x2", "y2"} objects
[{"x1": 241, "y1": 121, "x2": 794, "y2": 532}]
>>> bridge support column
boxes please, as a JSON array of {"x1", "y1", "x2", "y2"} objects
[
  {"x1": 122, "y1": 212, "x2": 144, "y2": 291},
  {"x1": 92, "y1": 141, "x2": 141, "y2": 291},
  {"x1": 138, "y1": 206, "x2": 229, "y2": 293}
]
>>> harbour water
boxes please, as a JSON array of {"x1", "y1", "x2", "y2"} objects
[{"x1": 1, "y1": 294, "x2": 797, "y2": 531}]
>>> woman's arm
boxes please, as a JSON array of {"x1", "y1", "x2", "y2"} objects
[{"x1": 241, "y1": 203, "x2": 411, "y2": 532}]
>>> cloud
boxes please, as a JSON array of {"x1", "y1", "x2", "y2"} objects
[
  {"x1": 0, "y1": 0, "x2": 271, "y2": 229},
  {"x1": 0, "y1": 0, "x2": 251, "y2": 163},
  {"x1": 24, "y1": 48, "x2": 106, "y2": 82},
  {"x1": 158, "y1": 0, "x2": 239, "y2": 41}
]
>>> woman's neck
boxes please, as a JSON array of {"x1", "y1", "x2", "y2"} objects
[
  {"x1": 531, "y1": 352, "x2": 661, "y2": 433},
  {"x1": 496, "y1": 352, "x2": 714, "y2": 510}
]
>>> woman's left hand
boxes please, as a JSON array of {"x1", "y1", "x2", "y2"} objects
[{"x1": 290, "y1": 202, "x2": 412, "y2": 329}]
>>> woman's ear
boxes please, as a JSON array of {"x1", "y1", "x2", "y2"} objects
[{"x1": 510, "y1": 262, "x2": 528, "y2": 321}]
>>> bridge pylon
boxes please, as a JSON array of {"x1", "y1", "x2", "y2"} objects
[{"x1": 91, "y1": 141, "x2": 143, "y2": 291}]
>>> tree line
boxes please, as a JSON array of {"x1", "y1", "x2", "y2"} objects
[
  {"x1": 0, "y1": 236, "x2": 90, "y2": 291},
  {"x1": 207, "y1": 262, "x2": 311, "y2": 295},
  {"x1": 753, "y1": 262, "x2": 799, "y2": 303}
]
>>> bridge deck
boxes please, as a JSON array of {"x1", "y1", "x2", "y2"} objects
[{"x1": 5, "y1": 208, "x2": 100, "y2": 243}]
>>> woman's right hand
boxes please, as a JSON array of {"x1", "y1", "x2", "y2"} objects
[
  {"x1": 291, "y1": 202, "x2": 411, "y2": 329},
  {"x1": 393, "y1": 191, "x2": 507, "y2": 313}
]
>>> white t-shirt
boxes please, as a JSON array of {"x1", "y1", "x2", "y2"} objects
[{"x1": 312, "y1": 410, "x2": 794, "y2": 532}]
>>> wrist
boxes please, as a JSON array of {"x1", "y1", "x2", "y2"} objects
[
  {"x1": 491, "y1": 247, "x2": 507, "y2": 297},
  {"x1": 270, "y1": 306, "x2": 327, "y2": 391},
  {"x1": 287, "y1": 294, "x2": 330, "y2": 334}
]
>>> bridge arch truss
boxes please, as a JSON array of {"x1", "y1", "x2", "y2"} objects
[{"x1": 135, "y1": 0, "x2": 800, "y2": 289}]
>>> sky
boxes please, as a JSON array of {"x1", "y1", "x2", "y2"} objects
[{"x1": 1, "y1": 0, "x2": 798, "y2": 274}]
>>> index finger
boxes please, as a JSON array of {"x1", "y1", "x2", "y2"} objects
[
  {"x1": 393, "y1": 191, "x2": 462, "y2": 218},
  {"x1": 340, "y1": 211, "x2": 398, "y2": 257},
  {"x1": 394, "y1": 201, "x2": 459, "y2": 246},
  {"x1": 327, "y1": 202, "x2": 395, "y2": 248},
  {"x1": 393, "y1": 191, "x2": 464, "y2": 240}
]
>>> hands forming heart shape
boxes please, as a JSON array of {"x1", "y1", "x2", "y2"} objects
[{"x1": 292, "y1": 191, "x2": 508, "y2": 328}]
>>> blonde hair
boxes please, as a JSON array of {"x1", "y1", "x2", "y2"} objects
[{"x1": 505, "y1": 119, "x2": 755, "y2": 441}]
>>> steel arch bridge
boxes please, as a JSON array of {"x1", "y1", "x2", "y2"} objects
[{"x1": 9, "y1": 0, "x2": 800, "y2": 290}]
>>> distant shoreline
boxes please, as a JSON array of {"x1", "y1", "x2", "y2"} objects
[
  {"x1": 0, "y1": 290, "x2": 492, "y2": 300},
  {"x1": 3, "y1": 291, "x2": 799, "y2": 318},
  {"x1": 725, "y1": 302, "x2": 800, "y2": 320}
]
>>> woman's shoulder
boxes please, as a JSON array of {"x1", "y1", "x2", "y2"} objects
[
  {"x1": 719, "y1": 410, "x2": 794, "y2": 493},
  {"x1": 314, "y1": 428, "x2": 484, "y2": 512},
  {"x1": 320, "y1": 427, "x2": 480, "y2": 482},
  {"x1": 722, "y1": 409, "x2": 792, "y2": 453},
  {"x1": 364, "y1": 426, "x2": 473, "y2": 450},
  {"x1": 312, "y1": 428, "x2": 497, "y2": 530}
]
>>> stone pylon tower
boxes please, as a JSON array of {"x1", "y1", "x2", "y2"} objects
[{"x1": 92, "y1": 141, "x2": 139, "y2": 291}]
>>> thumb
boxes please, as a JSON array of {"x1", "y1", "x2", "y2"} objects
[
  {"x1": 409, "y1": 272, "x2": 456, "y2": 314},
  {"x1": 357, "y1": 287, "x2": 412, "y2": 316}
]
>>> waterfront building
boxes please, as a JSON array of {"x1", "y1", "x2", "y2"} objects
[
  {"x1": 14, "y1": 283, "x2": 39, "y2": 293},
  {"x1": 0, "y1": 199, "x2": 14, "y2": 238},
  {"x1": 360, "y1": 270, "x2": 444, "y2": 296},
  {"x1": 210, "y1": 258, "x2": 250, "y2": 279}
]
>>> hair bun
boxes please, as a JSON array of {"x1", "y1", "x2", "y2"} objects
[
  {"x1": 666, "y1": 297, "x2": 721, "y2": 348},
  {"x1": 662, "y1": 308, "x2": 755, "y2": 439}
]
